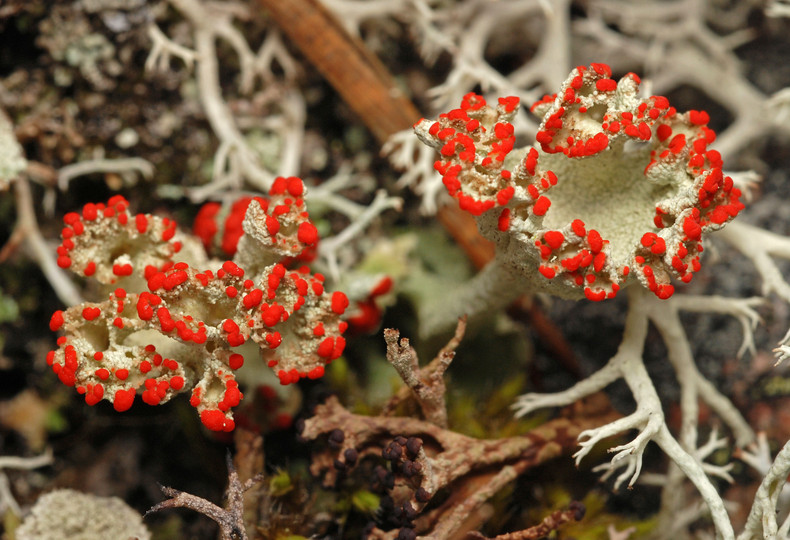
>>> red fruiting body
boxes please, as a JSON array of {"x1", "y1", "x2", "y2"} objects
[
  {"x1": 193, "y1": 177, "x2": 317, "y2": 265},
  {"x1": 416, "y1": 63, "x2": 744, "y2": 303},
  {"x1": 48, "y1": 183, "x2": 350, "y2": 431},
  {"x1": 346, "y1": 276, "x2": 395, "y2": 334}
]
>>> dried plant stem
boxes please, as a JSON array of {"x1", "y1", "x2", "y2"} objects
[
  {"x1": 147, "y1": 452, "x2": 263, "y2": 540},
  {"x1": 468, "y1": 501, "x2": 585, "y2": 540},
  {"x1": 382, "y1": 317, "x2": 466, "y2": 427},
  {"x1": 302, "y1": 395, "x2": 618, "y2": 538},
  {"x1": 257, "y1": 0, "x2": 420, "y2": 145}
]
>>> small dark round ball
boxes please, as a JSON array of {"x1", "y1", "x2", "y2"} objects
[
  {"x1": 401, "y1": 461, "x2": 417, "y2": 478},
  {"x1": 383, "y1": 441, "x2": 403, "y2": 461},
  {"x1": 569, "y1": 500, "x2": 586, "y2": 521},
  {"x1": 397, "y1": 528, "x2": 417, "y2": 540},
  {"x1": 328, "y1": 429, "x2": 345, "y2": 447},
  {"x1": 405, "y1": 437, "x2": 422, "y2": 458},
  {"x1": 372, "y1": 465, "x2": 395, "y2": 492},
  {"x1": 401, "y1": 502, "x2": 417, "y2": 521},
  {"x1": 344, "y1": 448, "x2": 358, "y2": 465}
]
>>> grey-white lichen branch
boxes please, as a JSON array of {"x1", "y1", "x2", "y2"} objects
[
  {"x1": 7, "y1": 177, "x2": 82, "y2": 307},
  {"x1": 0, "y1": 449, "x2": 53, "y2": 518},
  {"x1": 512, "y1": 288, "x2": 741, "y2": 538},
  {"x1": 737, "y1": 434, "x2": 790, "y2": 539},
  {"x1": 145, "y1": 0, "x2": 288, "y2": 195}
]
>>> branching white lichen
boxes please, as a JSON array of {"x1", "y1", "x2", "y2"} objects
[
  {"x1": 0, "y1": 449, "x2": 53, "y2": 518},
  {"x1": 645, "y1": 296, "x2": 755, "y2": 448},
  {"x1": 717, "y1": 221, "x2": 790, "y2": 365},
  {"x1": 146, "y1": 0, "x2": 283, "y2": 195},
  {"x1": 738, "y1": 435, "x2": 790, "y2": 539},
  {"x1": 383, "y1": 129, "x2": 445, "y2": 215},
  {"x1": 56, "y1": 157, "x2": 154, "y2": 191},
  {"x1": 514, "y1": 288, "x2": 736, "y2": 538},
  {"x1": 668, "y1": 294, "x2": 763, "y2": 359},
  {"x1": 317, "y1": 189, "x2": 403, "y2": 283},
  {"x1": 147, "y1": 0, "x2": 355, "y2": 206}
]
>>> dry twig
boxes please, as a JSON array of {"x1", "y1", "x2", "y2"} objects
[
  {"x1": 302, "y1": 352, "x2": 616, "y2": 540},
  {"x1": 467, "y1": 501, "x2": 586, "y2": 540},
  {"x1": 146, "y1": 452, "x2": 263, "y2": 540},
  {"x1": 381, "y1": 317, "x2": 467, "y2": 427}
]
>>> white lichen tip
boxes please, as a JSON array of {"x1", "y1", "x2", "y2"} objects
[{"x1": 0, "y1": 108, "x2": 27, "y2": 187}]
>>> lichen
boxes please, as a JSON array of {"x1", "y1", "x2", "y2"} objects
[{"x1": 16, "y1": 489, "x2": 150, "y2": 540}]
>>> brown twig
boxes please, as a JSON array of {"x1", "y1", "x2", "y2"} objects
[
  {"x1": 467, "y1": 501, "x2": 586, "y2": 540},
  {"x1": 257, "y1": 0, "x2": 419, "y2": 145},
  {"x1": 146, "y1": 452, "x2": 263, "y2": 540},
  {"x1": 381, "y1": 317, "x2": 466, "y2": 427},
  {"x1": 302, "y1": 395, "x2": 617, "y2": 538},
  {"x1": 233, "y1": 429, "x2": 267, "y2": 537}
]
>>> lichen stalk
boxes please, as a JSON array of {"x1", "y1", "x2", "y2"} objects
[
  {"x1": 646, "y1": 296, "x2": 755, "y2": 448},
  {"x1": 11, "y1": 178, "x2": 82, "y2": 307},
  {"x1": 419, "y1": 257, "x2": 532, "y2": 338},
  {"x1": 653, "y1": 425, "x2": 734, "y2": 540}
]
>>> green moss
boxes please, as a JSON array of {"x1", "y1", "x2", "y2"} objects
[
  {"x1": 350, "y1": 490, "x2": 380, "y2": 514},
  {"x1": 270, "y1": 469, "x2": 294, "y2": 497},
  {"x1": 527, "y1": 486, "x2": 658, "y2": 539}
]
